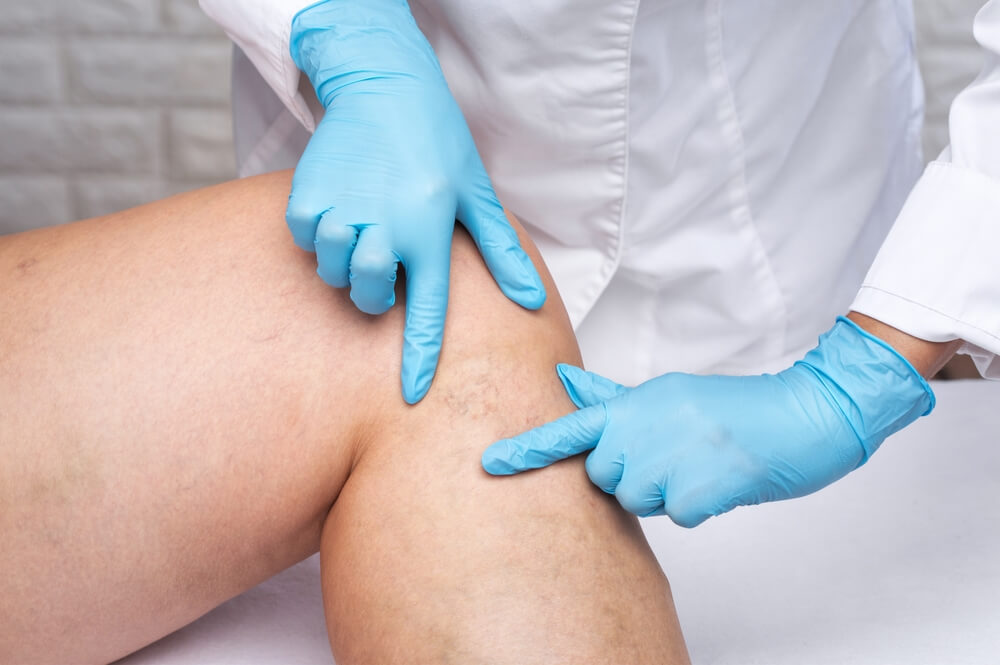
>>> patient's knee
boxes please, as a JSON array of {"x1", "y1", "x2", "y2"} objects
[
  {"x1": 378, "y1": 218, "x2": 579, "y2": 446},
  {"x1": 317, "y1": 223, "x2": 687, "y2": 662}
]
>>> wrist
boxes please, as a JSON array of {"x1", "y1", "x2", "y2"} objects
[
  {"x1": 846, "y1": 312, "x2": 961, "y2": 379},
  {"x1": 291, "y1": 0, "x2": 438, "y2": 99},
  {"x1": 292, "y1": 0, "x2": 413, "y2": 37},
  {"x1": 796, "y1": 318, "x2": 935, "y2": 463}
]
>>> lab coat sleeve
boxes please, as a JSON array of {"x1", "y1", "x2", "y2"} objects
[
  {"x1": 199, "y1": 0, "x2": 320, "y2": 132},
  {"x1": 851, "y1": 0, "x2": 1000, "y2": 378}
]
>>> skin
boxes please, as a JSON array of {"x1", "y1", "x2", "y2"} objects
[
  {"x1": 0, "y1": 171, "x2": 690, "y2": 665},
  {"x1": 847, "y1": 312, "x2": 961, "y2": 378}
]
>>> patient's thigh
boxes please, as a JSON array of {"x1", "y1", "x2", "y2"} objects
[
  {"x1": 0, "y1": 173, "x2": 407, "y2": 663},
  {"x1": 0, "y1": 170, "x2": 688, "y2": 665}
]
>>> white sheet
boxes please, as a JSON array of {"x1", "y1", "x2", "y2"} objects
[
  {"x1": 117, "y1": 380, "x2": 1000, "y2": 664},
  {"x1": 648, "y1": 379, "x2": 1000, "y2": 664}
]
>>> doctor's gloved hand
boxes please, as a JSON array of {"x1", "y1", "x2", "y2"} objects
[
  {"x1": 482, "y1": 317, "x2": 935, "y2": 526},
  {"x1": 287, "y1": 0, "x2": 545, "y2": 404}
]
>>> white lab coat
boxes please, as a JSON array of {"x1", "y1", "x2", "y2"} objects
[{"x1": 201, "y1": 0, "x2": 1000, "y2": 385}]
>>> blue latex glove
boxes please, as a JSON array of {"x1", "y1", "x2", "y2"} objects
[
  {"x1": 287, "y1": 0, "x2": 546, "y2": 403},
  {"x1": 483, "y1": 317, "x2": 935, "y2": 526}
]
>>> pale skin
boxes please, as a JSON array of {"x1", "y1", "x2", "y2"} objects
[{"x1": 0, "y1": 171, "x2": 690, "y2": 665}]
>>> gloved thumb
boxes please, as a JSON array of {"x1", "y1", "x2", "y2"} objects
[
  {"x1": 458, "y1": 172, "x2": 546, "y2": 311},
  {"x1": 556, "y1": 364, "x2": 628, "y2": 408}
]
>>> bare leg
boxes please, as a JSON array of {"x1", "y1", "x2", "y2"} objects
[
  {"x1": 320, "y1": 224, "x2": 685, "y2": 663},
  {"x1": 0, "y1": 172, "x2": 688, "y2": 664}
]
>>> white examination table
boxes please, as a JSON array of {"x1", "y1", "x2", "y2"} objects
[{"x1": 117, "y1": 380, "x2": 1000, "y2": 664}]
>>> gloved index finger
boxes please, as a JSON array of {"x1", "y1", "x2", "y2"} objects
[
  {"x1": 556, "y1": 364, "x2": 628, "y2": 408},
  {"x1": 481, "y1": 404, "x2": 607, "y2": 475}
]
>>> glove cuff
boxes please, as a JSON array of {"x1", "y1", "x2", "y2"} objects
[
  {"x1": 795, "y1": 316, "x2": 935, "y2": 465},
  {"x1": 290, "y1": 0, "x2": 443, "y2": 106}
]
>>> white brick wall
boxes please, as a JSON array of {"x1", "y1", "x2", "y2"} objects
[{"x1": 0, "y1": 0, "x2": 235, "y2": 233}]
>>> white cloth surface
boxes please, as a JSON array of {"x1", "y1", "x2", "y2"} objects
[{"x1": 119, "y1": 380, "x2": 1000, "y2": 665}]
